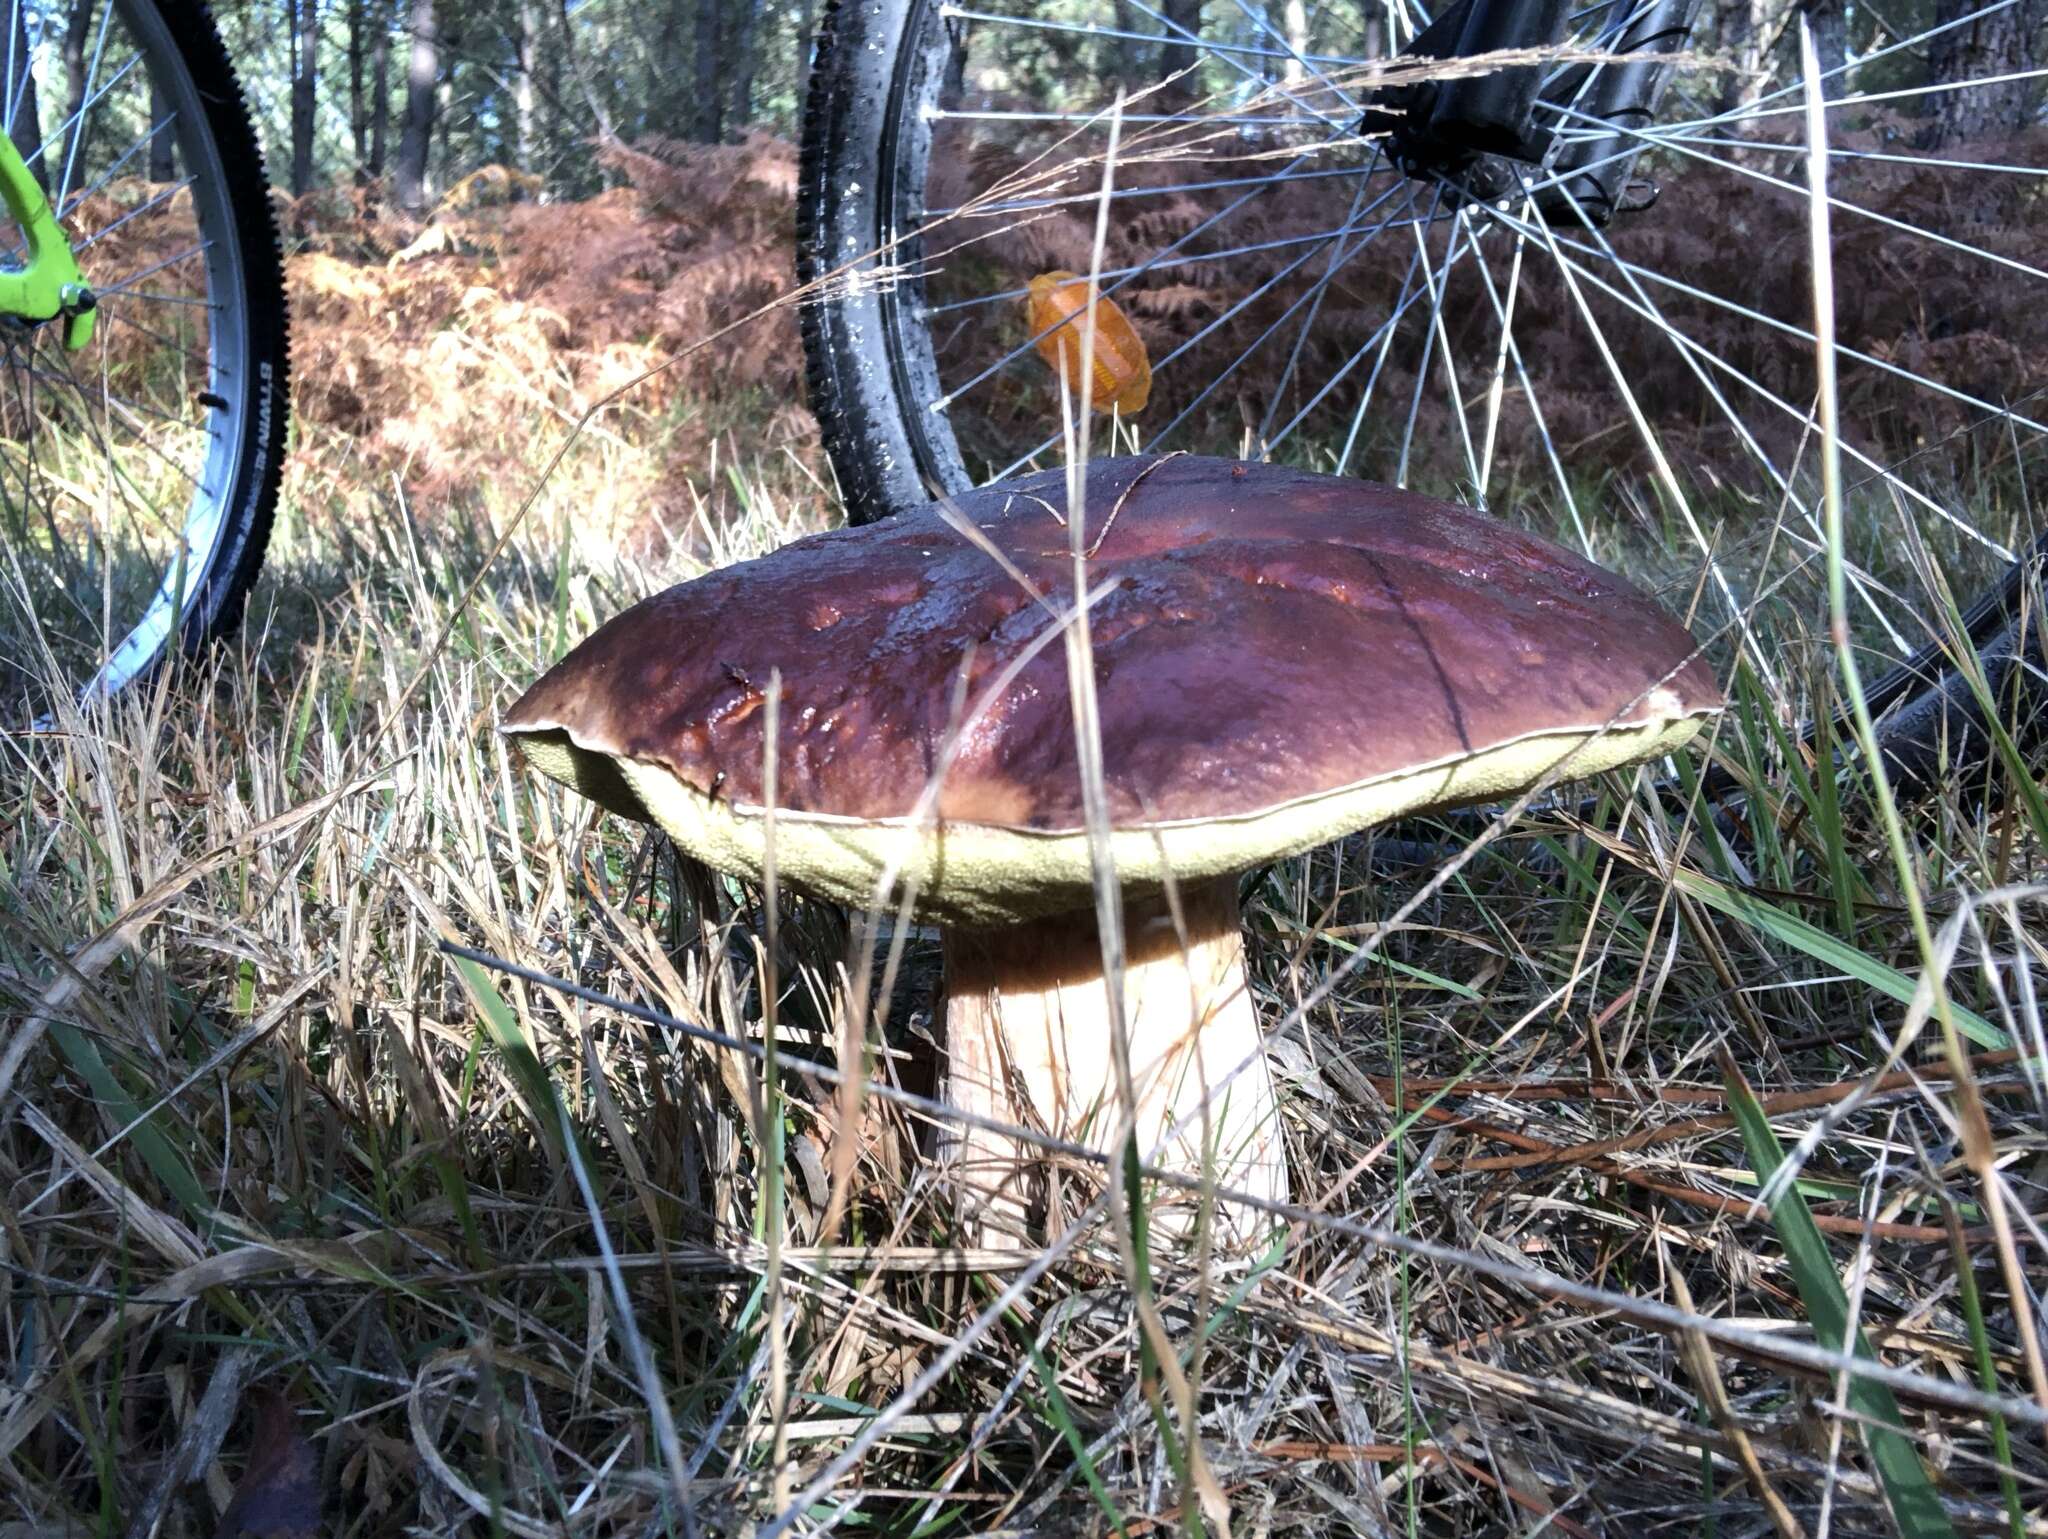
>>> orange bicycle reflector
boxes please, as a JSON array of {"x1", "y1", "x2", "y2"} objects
[{"x1": 1024, "y1": 270, "x2": 1152, "y2": 415}]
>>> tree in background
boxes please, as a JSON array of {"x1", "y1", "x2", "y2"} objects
[
  {"x1": 6, "y1": 4, "x2": 47, "y2": 193},
  {"x1": 62, "y1": 0, "x2": 91, "y2": 144},
  {"x1": 345, "y1": 0, "x2": 391, "y2": 183},
  {"x1": 1921, "y1": 0, "x2": 2042, "y2": 144},
  {"x1": 393, "y1": 0, "x2": 437, "y2": 209},
  {"x1": 290, "y1": 0, "x2": 317, "y2": 191},
  {"x1": 1804, "y1": 0, "x2": 1846, "y2": 95},
  {"x1": 1704, "y1": 0, "x2": 2042, "y2": 123}
]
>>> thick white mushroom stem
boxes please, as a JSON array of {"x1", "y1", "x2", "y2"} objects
[{"x1": 941, "y1": 876, "x2": 1289, "y2": 1248}]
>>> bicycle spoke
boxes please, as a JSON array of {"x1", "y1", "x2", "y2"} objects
[
  {"x1": 2, "y1": 349, "x2": 108, "y2": 642},
  {"x1": 3, "y1": 0, "x2": 37, "y2": 139},
  {"x1": 1519, "y1": 176, "x2": 2048, "y2": 440},
  {"x1": 998, "y1": 173, "x2": 1418, "y2": 475},
  {"x1": 1148, "y1": 165, "x2": 1411, "y2": 450},
  {"x1": 1552, "y1": 130, "x2": 2048, "y2": 180},
  {"x1": 28, "y1": 334, "x2": 223, "y2": 693},
  {"x1": 1263, "y1": 216, "x2": 1436, "y2": 456},
  {"x1": 93, "y1": 302, "x2": 219, "y2": 377},
  {"x1": 931, "y1": 107, "x2": 1336, "y2": 128},
  {"x1": 1335, "y1": 220, "x2": 1430, "y2": 476},
  {"x1": 925, "y1": 206, "x2": 1428, "y2": 318},
  {"x1": 1704, "y1": 65, "x2": 2048, "y2": 129},
  {"x1": 1462, "y1": 224, "x2": 1590, "y2": 552},
  {"x1": 1, "y1": 346, "x2": 67, "y2": 584},
  {"x1": 21, "y1": 359, "x2": 209, "y2": 439},
  {"x1": 1491, "y1": 177, "x2": 1780, "y2": 684},
  {"x1": 1399, "y1": 196, "x2": 1479, "y2": 492},
  {"x1": 1543, "y1": 0, "x2": 1665, "y2": 102},
  {"x1": 94, "y1": 286, "x2": 217, "y2": 310},
  {"x1": 1473, "y1": 201, "x2": 1529, "y2": 505},
  {"x1": 1731, "y1": 0, "x2": 2030, "y2": 123},
  {"x1": 1540, "y1": 99, "x2": 2048, "y2": 289},
  {"x1": 1217, "y1": 0, "x2": 1364, "y2": 116},
  {"x1": 1510, "y1": 209, "x2": 2020, "y2": 571},
  {"x1": 1117, "y1": 0, "x2": 1361, "y2": 129},
  {"x1": 63, "y1": 124, "x2": 187, "y2": 230},
  {"x1": 56, "y1": 9, "x2": 124, "y2": 205},
  {"x1": 1509, "y1": 178, "x2": 1916, "y2": 654},
  {"x1": 31, "y1": 330, "x2": 210, "y2": 506},
  {"x1": 1255, "y1": 151, "x2": 1382, "y2": 449},
  {"x1": 50, "y1": 180, "x2": 208, "y2": 323},
  {"x1": 24, "y1": 49, "x2": 143, "y2": 179},
  {"x1": 90, "y1": 241, "x2": 211, "y2": 300}
]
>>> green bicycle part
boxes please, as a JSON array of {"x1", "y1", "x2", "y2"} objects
[{"x1": 0, "y1": 129, "x2": 96, "y2": 351}]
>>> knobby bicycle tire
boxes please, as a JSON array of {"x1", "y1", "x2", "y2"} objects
[
  {"x1": 143, "y1": 0, "x2": 292, "y2": 671},
  {"x1": 796, "y1": 0, "x2": 951, "y2": 526}
]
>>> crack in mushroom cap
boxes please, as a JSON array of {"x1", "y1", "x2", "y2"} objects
[{"x1": 504, "y1": 455, "x2": 1722, "y2": 924}]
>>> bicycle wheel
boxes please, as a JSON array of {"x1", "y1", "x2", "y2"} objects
[
  {"x1": 797, "y1": 0, "x2": 2046, "y2": 773},
  {"x1": 0, "y1": 0, "x2": 288, "y2": 716}
]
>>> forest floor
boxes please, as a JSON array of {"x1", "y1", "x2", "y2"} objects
[{"x1": 2, "y1": 133, "x2": 2045, "y2": 1538}]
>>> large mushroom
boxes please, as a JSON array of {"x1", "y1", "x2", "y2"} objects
[{"x1": 503, "y1": 455, "x2": 1721, "y2": 1245}]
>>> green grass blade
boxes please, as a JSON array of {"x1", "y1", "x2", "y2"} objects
[
  {"x1": 1805, "y1": 673, "x2": 1865, "y2": 941},
  {"x1": 284, "y1": 665, "x2": 319, "y2": 785},
  {"x1": 46, "y1": 1022, "x2": 212, "y2": 1225},
  {"x1": 1022, "y1": 1332, "x2": 1133, "y2": 1539},
  {"x1": 452, "y1": 952, "x2": 570, "y2": 1161},
  {"x1": 1660, "y1": 862, "x2": 2006, "y2": 1049},
  {"x1": 1945, "y1": 1206, "x2": 2026, "y2": 1539},
  {"x1": 1722, "y1": 1065, "x2": 1957, "y2": 1539}
]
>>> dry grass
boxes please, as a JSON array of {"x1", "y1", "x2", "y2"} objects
[{"x1": 2, "y1": 130, "x2": 2047, "y2": 1539}]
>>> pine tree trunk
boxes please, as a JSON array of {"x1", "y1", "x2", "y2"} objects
[
  {"x1": 1919, "y1": 0, "x2": 2041, "y2": 148},
  {"x1": 394, "y1": 0, "x2": 438, "y2": 212},
  {"x1": 1711, "y1": 0, "x2": 1780, "y2": 118},
  {"x1": 6, "y1": 4, "x2": 47, "y2": 196},
  {"x1": 1281, "y1": 0, "x2": 1309, "y2": 86},
  {"x1": 369, "y1": 0, "x2": 390, "y2": 180},
  {"x1": 1158, "y1": 0, "x2": 1202, "y2": 109},
  {"x1": 349, "y1": 0, "x2": 368, "y2": 181},
  {"x1": 148, "y1": 78, "x2": 173, "y2": 180},
  {"x1": 943, "y1": 30, "x2": 966, "y2": 101},
  {"x1": 557, "y1": 0, "x2": 613, "y2": 150},
  {"x1": 795, "y1": 0, "x2": 814, "y2": 108},
  {"x1": 63, "y1": 0, "x2": 92, "y2": 142},
  {"x1": 515, "y1": 0, "x2": 537, "y2": 171},
  {"x1": 692, "y1": 0, "x2": 723, "y2": 143},
  {"x1": 1802, "y1": 0, "x2": 1845, "y2": 99},
  {"x1": 1106, "y1": 1, "x2": 1147, "y2": 94},
  {"x1": 291, "y1": 0, "x2": 318, "y2": 194},
  {"x1": 539, "y1": 6, "x2": 566, "y2": 168},
  {"x1": 434, "y1": 73, "x2": 453, "y2": 191},
  {"x1": 727, "y1": 0, "x2": 758, "y2": 132}
]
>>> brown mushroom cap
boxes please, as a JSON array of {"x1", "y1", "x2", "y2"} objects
[{"x1": 505, "y1": 455, "x2": 1722, "y2": 923}]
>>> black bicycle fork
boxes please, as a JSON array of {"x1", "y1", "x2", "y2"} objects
[{"x1": 1366, "y1": 0, "x2": 1702, "y2": 224}]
